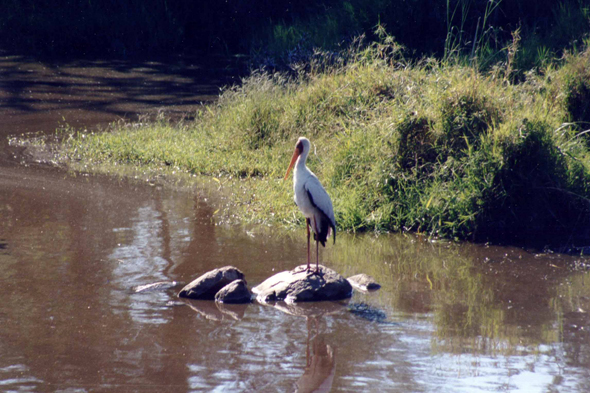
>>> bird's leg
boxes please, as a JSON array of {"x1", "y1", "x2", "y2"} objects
[
  {"x1": 306, "y1": 218, "x2": 311, "y2": 271},
  {"x1": 313, "y1": 216, "x2": 320, "y2": 274},
  {"x1": 316, "y1": 238, "x2": 320, "y2": 273}
]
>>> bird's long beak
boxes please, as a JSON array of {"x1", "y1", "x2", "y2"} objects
[{"x1": 284, "y1": 148, "x2": 300, "y2": 180}]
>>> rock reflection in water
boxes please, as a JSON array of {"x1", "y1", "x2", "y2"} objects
[{"x1": 182, "y1": 299, "x2": 248, "y2": 321}]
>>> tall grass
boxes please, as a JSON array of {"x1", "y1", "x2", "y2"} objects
[{"x1": 58, "y1": 35, "x2": 590, "y2": 247}]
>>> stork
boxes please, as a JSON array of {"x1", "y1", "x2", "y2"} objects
[{"x1": 284, "y1": 137, "x2": 336, "y2": 273}]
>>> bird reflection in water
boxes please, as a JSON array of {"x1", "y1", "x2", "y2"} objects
[
  {"x1": 294, "y1": 317, "x2": 336, "y2": 393},
  {"x1": 266, "y1": 301, "x2": 343, "y2": 392}
]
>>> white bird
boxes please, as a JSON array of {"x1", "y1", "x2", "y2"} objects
[{"x1": 284, "y1": 137, "x2": 336, "y2": 273}]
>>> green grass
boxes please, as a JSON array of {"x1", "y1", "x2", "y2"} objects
[{"x1": 58, "y1": 41, "x2": 590, "y2": 247}]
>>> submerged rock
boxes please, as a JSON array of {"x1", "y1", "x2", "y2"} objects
[
  {"x1": 348, "y1": 302, "x2": 390, "y2": 323},
  {"x1": 134, "y1": 281, "x2": 179, "y2": 293},
  {"x1": 252, "y1": 265, "x2": 352, "y2": 303},
  {"x1": 215, "y1": 279, "x2": 252, "y2": 304},
  {"x1": 347, "y1": 274, "x2": 381, "y2": 292},
  {"x1": 178, "y1": 266, "x2": 245, "y2": 300}
]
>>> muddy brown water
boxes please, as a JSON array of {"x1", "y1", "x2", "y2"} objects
[{"x1": 2, "y1": 55, "x2": 590, "y2": 392}]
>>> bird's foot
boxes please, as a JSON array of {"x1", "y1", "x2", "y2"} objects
[
  {"x1": 310, "y1": 268, "x2": 324, "y2": 277},
  {"x1": 305, "y1": 267, "x2": 320, "y2": 276}
]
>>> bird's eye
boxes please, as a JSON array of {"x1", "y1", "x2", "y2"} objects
[{"x1": 296, "y1": 141, "x2": 304, "y2": 153}]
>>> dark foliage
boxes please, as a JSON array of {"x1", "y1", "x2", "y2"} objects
[
  {"x1": 396, "y1": 114, "x2": 436, "y2": 171},
  {"x1": 477, "y1": 120, "x2": 590, "y2": 246},
  {"x1": 0, "y1": 0, "x2": 586, "y2": 59}
]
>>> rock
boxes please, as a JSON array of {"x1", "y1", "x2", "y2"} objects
[
  {"x1": 215, "y1": 279, "x2": 252, "y2": 304},
  {"x1": 347, "y1": 274, "x2": 381, "y2": 292},
  {"x1": 134, "y1": 281, "x2": 179, "y2": 293},
  {"x1": 166, "y1": 300, "x2": 187, "y2": 307},
  {"x1": 252, "y1": 265, "x2": 353, "y2": 303},
  {"x1": 178, "y1": 266, "x2": 245, "y2": 300},
  {"x1": 348, "y1": 302, "x2": 389, "y2": 323}
]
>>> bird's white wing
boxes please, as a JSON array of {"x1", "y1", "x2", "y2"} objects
[{"x1": 303, "y1": 176, "x2": 336, "y2": 228}]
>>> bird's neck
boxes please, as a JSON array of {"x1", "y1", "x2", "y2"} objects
[{"x1": 295, "y1": 153, "x2": 309, "y2": 172}]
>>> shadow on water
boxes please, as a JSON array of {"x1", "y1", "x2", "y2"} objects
[
  {"x1": 0, "y1": 54, "x2": 244, "y2": 167},
  {"x1": 2, "y1": 56, "x2": 590, "y2": 392},
  {"x1": 0, "y1": 55, "x2": 242, "y2": 121}
]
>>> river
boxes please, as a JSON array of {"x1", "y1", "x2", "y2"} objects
[{"x1": 1, "y1": 55, "x2": 590, "y2": 392}]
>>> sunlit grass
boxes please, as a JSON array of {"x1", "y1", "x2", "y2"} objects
[{"x1": 58, "y1": 40, "x2": 590, "y2": 245}]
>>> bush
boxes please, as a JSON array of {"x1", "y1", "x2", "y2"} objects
[
  {"x1": 438, "y1": 94, "x2": 499, "y2": 156},
  {"x1": 562, "y1": 52, "x2": 590, "y2": 125},
  {"x1": 396, "y1": 114, "x2": 436, "y2": 170},
  {"x1": 476, "y1": 120, "x2": 590, "y2": 245}
]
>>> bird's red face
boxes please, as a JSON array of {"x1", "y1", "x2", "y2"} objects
[{"x1": 284, "y1": 140, "x2": 304, "y2": 180}]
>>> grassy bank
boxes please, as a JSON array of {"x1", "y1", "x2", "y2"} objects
[{"x1": 58, "y1": 41, "x2": 590, "y2": 247}]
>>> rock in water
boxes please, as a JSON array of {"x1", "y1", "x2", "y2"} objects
[
  {"x1": 347, "y1": 274, "x2": 381, "y2": 292},
  {"x1": 252, "y1": 265, "x2": 352, "y2": 303},
  {"x1": 134, "y1": 281, "x2": 178, "y2": 293},
  {"x1": 215, "y1": 279, "x2": 252, "y2": 304},
  {"x1": 178, "y1": 266, "x2": 245, "y2": 300}
]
